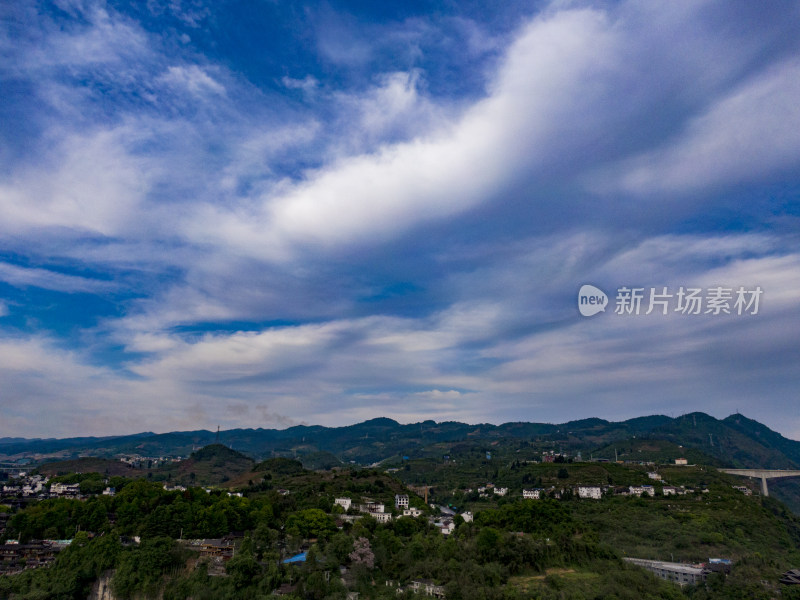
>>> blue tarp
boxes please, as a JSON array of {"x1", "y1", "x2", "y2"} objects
[{"x1": 282, "y1": 552, "x2": 307, "y2": 564}]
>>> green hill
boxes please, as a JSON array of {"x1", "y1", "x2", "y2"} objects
[{"x1": 154, "y1": 444, "x2": 255, "y2": 486}]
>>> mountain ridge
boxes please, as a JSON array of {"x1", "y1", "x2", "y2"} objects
[{"x1": 3, "y1": 412, "x2": 799, "y2": 470}]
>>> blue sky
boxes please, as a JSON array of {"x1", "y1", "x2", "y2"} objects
[{"x1": 1, "y1": 0, "x2": 800, "y2": 439}]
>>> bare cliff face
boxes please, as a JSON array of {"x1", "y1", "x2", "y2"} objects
[
  {"x1": 88, "y1": 571, "x2": 116, "y2": 600},
  {"x1": 88, "y1": 572, "x2": 165, "y2": 600}
]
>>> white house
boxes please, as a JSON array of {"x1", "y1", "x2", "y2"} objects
[
  {"x1": 395, "y1": 494, "x2": 409, "y2": 509},
  {"x1": 461, "y1": 511, "x2": 473, "y2": 523},
  {"x1": 577, "y1": 486, "x2": 602, "y2": 500},
  {"x1": 523, "y1": 489, "x2": 542, "y2": 499},
  {"x1": 403, "y1": 507, "x2": 423, "y2": 518},
  {"x1": 494, "y1": 487, "x2": 508, "y2": 497},
  {"x1": 334, "y1": 497, "x2": 352, "y2": 511},
  {"x1": 410, "y1": 580, "x2": 446, "y2": 598},
  {"x1": 629, "y1": 485, "x2": 655, "y2": 497},
  {"x1": 50, "y1": 483, "x2": 81, "y2": 496},
  {"x1": 372, "y1": 512, "x2": 393, "y2": 523},
  {"x1": 436, "y1": 519, "x2": 456, "y2": 535},
  {"x1": 647, "y1": 472, "x2": 662, "y2": 481}
]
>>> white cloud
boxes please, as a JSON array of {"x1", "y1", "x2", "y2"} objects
[
  {"x1": 282, "y1": 75, "x2": 319, "y2": 93},
  {"x1": 158, "y1": 65, "x2": 226, "y2": 97},
  {"x1": 2, "y1": 237, "x2": 799, "y2": 438},
  {"x1": 0, "y1": 127, "x2": 157, "y2": 236},
  {"x1": 602, "y1": 57, "x2": 800, "y2": 194},
  {"x1": 27, "y1": 4, "x2": 150, "y2": 69},
  {"x1": 2, "y1": 1, "x2": 800, "y2": 441},
  {"x1": 0, "y1": 262, "x2": 118, "y2": 293},
  {"x1": 189, "y1": 8, "x2": 616, "y2": 256}
]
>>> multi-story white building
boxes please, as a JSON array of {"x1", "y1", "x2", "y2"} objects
[
  {"x1": 334, "y1": 497, "x2": 352, "y2": 511},
  {"x1": 522, "y1": 489, "x2": 543, "y2": 499},
  {"x1": 372, "y1": 512, "x2": 393, "y2": 523},
  {"x1": 50, "y1": 483, "x2": 81, "y2": 496},
  {"x1": 577, "y1": 486, "x2": 602, "y2": 500},
  {"x1": 494, "y1": 487, "x2": 508, "y2": 497},
  {"x1": 395, "y1": 494, "x2": 409, "y2": 509}
]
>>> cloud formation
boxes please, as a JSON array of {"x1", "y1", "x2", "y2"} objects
[{"x1": 1, "y1": 0, "x2": 799, "y2": 440}]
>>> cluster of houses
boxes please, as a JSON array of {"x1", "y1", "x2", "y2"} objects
[
  {"x1": 384, "y1": 579, "x2": 446, "y2": 598},
  {"x1": 1, "y1": 474, "x2": 49, "y2": 499},
  {"x1": 0, "y1": 539, "x2": 71, "y2": 575},
  {"x1": 1, "y1": 474, "x2": 119, "y2": 501},
  {"x1": 461, "y1": 484, "x2": 509, "y2": 497},
  {"x1": 332, "y1": 494, "x2": 473, "y2": 536},
  {"x1": 431, "y1": 511, "x2": 472, "y2": 536},
  {"x1": 334, "y1": 496, "x2": 397, "y2": 524},
  {"x1": 118, "y1": 454, "x2": 184, "y2": 468},
  {"x1": 456, "y1": 470, "x2": 706, "y2": 502},
  {"x1": 519, "y1": 482, "x2": 697, "y2": 500}
]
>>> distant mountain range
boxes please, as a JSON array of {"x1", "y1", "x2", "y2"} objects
[
  {"x1": 2, "y1": 412, "x2": 799, "y2": 470},
  {"x1": 4, "y1": 412, "x2": 800, "y2": 512}
]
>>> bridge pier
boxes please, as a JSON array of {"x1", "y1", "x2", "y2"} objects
[{"x1": 719, "y1": 468, "x2": 800, "y2": 497}]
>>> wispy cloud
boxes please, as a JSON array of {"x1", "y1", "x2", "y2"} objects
[
  {"x1": 0, "y1": 262, "x2": 118, "y2": 293},
  {"x1": 1, "y1": 0, "x2": 799, "y2": 439}
]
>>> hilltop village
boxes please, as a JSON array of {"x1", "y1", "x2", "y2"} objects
[{"x1": 2, "y1": 439, "x2": 799, "y2": 600}]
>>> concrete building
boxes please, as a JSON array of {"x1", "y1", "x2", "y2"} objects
[
  {"x1": 360, "y1": 502, "x2": 385, "y2": 514},
  {"x1": 395, "y1": 494, "x2": 409, "y2": 509},
  {"x1": 628, "y1": 485, "x2": 655, "y2": 497},
  {"x1": 577, "y1": 486, "x2": 602, "y2": 500},
  {"x1": 623, "y1": 558, "x2": 706, "y2": 587},
  {"x1": 49, "y1": 483, "x2": 80, "y2": 496},
  {"x1": 410, "y1": 580, "x2": 446, "y2": 598},
  {"x1": 522, "y1": 489, "x2": 543, "y2": 499},
  {"x1": 372, "y1": 512, "x2": 393, "y2": 524},
  {"x1": 334, "y1": 497, "x2": 352, "y2": 511}
]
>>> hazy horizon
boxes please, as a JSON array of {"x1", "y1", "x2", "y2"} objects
[{"x1": 4, "y1": 410, "x2": 798, "y2": 445}]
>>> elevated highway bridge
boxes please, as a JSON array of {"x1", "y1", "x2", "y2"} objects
[{"x1": 719, "y1": 469, "x2": 800, "y2": 497}]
